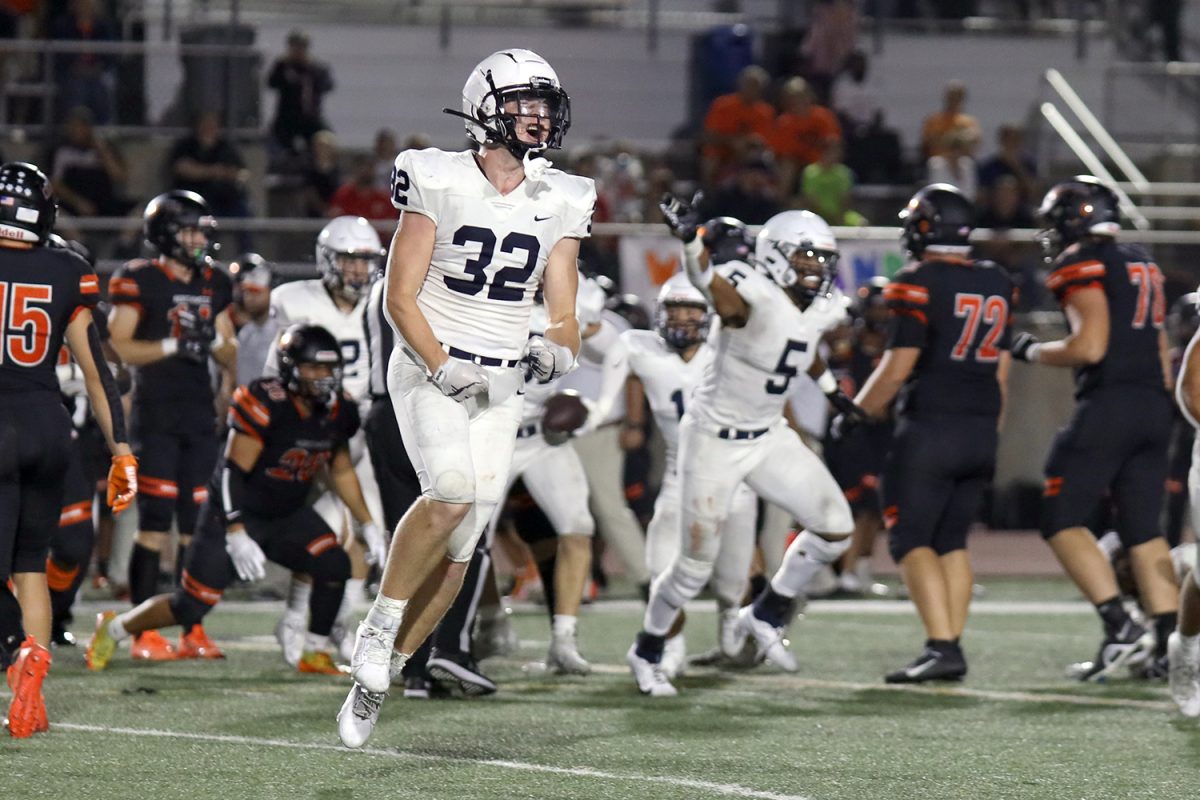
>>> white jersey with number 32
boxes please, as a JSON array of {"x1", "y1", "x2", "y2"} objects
[
  {"x1": 270, "y1": 279, "x2": 370, "y2": 403},
  {"x1": 689, "y1": 262, "x2": 847, "y2": 431},
  {"x1": 390, "y1": 147, "x2": 595, "y2": 362}
]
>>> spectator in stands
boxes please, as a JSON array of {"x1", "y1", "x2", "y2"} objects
[
  {"x1": 700, "y1": 155, "x2": 782, "y2": 225},
  {"x1": 976, "y1": 175, "x2": 1035, "y2": 230},
  {"x1": 800, "y1": 137, "x2": 866, "y2": 226},
  {"x1": 169, "y1": 111, "x2": 250, "y2": 219},
  {"x1": 1149, "y1": 0, "x2": 1183, "y2": 61},
  {"x1": 833, "y1": 50, "x2": 904, "y2": 184},
  {"x1": 799, "y1": 0, "x2": 858, "y2": 104},
  {"x1": 701, "y1": 65, "x2": 775, "y2": 186},
  {"x1": 769, "y1": 77, "x2": 842, "y2": 197},
  {"x1": 49, "y1": 0, "x2": 119, "y2": 123},
  {"x1": 920, "y1": 80, "x2": 981, "y2": 160},
  {"x1": 47, "y1": 105, "x2": 129, "y2": 217},
  {"x1": 372, "y1": 128, "x2": 399, "y2": 193},
  {"x1": 976, "y1": 124, "x2": 1037, "y2": 216},
  {"x1": 328, "y1": 153, "x2": 396, "y2": 220},
  {"x1": 300, "y1": 129, "x2": 340, "y2": 218},
  {"x1": 927, "y1": 129, "x2": 978, "y2": 200},
  {"x1": 266, "y1": 29, "x2": 334, "y2": 158}
]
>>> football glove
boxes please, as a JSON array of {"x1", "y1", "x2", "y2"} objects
[
  {"x1": 55, "y1": 362, "x2": 86, "y2": 398},
  {"x1": 431, "y1": 358, "x2": 489, "y2": 402},
  {"x1": 106, "y1": 453, "x2": 138, "y2": 514},
  {"x1": 360, "y1": 521, "x2": 388, "y2": 567},
  {"x1": 226, "y1": 530, "x2": 267, "y2": 582},
  {"x1": 1011, "y1": 331, "x2": 1040, "y2": 362},
  {"x1": 525, "y1": 336, "x2": 575, "y2": 384},
  {"x1": 828, "y1": 412, "x2": 859, "y2": 443},
  {"x1": 175, "y1": 308, "x2": 215, "y2": 365},
  {"x1": 826, "y1": 388, "x2": 868, "y2": 424},
  {"x1": 658, "y1": 191, "x2": 704, "y2": 243}
]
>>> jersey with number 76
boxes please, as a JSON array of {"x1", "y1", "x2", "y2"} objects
[{"x1": 389, "y1": 147, "x2": 595, "y2": 362}]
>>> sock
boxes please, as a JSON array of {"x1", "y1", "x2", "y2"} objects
[
  {"x1": 365, "y1": 593, "x2": 407, "y2": 634},
  {"x1": 389, "y1": 650, "x2": 410, "y2": 681},
  {"x1": 285, "y1": 578, "x2": 311, "y2": 618},
  {"x1": 108, "y1": 614, "x2": 132, "y2": 642},
  {"x1": 304, "y1": 632, "x2": 330, "y2": 653},
  {"x1": 552, "y1": 614, "x2": 577, "y2": 639},
  {"x1": 752, "y1": 587, "x2": 793, "y2": 628},
  {"x1": 642, "y1": 588, "x2": 680, "y2": 637},
  {"x1": 1155, "y1": 612, "x2": 1179, "y2": 658},
  {"x1": 174, "y1": 543, "x2": 188, "y2": 584},
  {"x1": 338, "y1": 578, "x2": 366, "y2": 624},
  {"x1": 128, "y1": 543, "x2": 160, "y2": 605},
  {"x1": 1094, "y1": 597, "x2": 1130, "y2": 637},
  {"x1": 925, "y1": 638, "x2": 956, "y2": 655},
  {"x1": 1180, "y1": 631, "x2": 1200, "y2": 651},
  {"x1": 635, "y1": 630, "x2": 665, "y2": 663}
]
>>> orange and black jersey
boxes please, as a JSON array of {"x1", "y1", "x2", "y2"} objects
[
  {"x1": 0, "y1": 244, "x2": 99, "y2": 394},
  {"x1": 108, "y1": 258, "x2": 233, "y2": 406},
  {"x1": 886, "y1": 255, "x2": 1016, "y2": 418},
  {"x1": 1046, "y1": 238, "x2": 1166, "y2": 398},
  {"x1": 215, "y1": 378, "x2": 359, "y2": 519}
]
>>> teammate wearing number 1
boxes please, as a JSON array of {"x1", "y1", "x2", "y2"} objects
[
  {"x1": 852, "y1": 185, "x2": 1014, "y2": 684},
  {"x1": 338, "y1": 48, "x2": 593, "y2": 747},
  {"x1": 1011, "y1": 176, "x2": 1176, "y2": 681},
  {"x1": 627, "y1": 198, "x2": 861, "y2": 697}
]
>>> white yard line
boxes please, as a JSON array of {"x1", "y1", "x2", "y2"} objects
[{"x1": 53, "y1": 722, "x2": 810, "y2": 800}]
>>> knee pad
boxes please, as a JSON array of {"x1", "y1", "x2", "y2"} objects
[
  {"x1": 655, "y1": 555, "x2": 714, "y2": 609},
  {"x1": 310, "y1": 547, "x2": 351, "y2": 583},
  {"x1": 563, "y1": 510, "x2": 595, "y2": 537},
  {"x1": 430, "y1": 468, "x2": 473, "y2": 505},
  {"x1": 796, "y1": 530, "x2": 851, "y2": 565},
  {"x1": 50, "y1": 523, "x2": 94, "y2": 569},
  {"x1": 137, "y1": 492, "x2": 175, "y2": 533}
]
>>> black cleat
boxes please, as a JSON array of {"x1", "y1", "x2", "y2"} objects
[
  {"x1": 1077, "y1": 620, "x2": 1153, "y2": 682},
  {"x1": 885, "y1": 645, "x2": 967, "y2": 684},
  {"x1": 426, "y1": 649, "x2": 497, "y2": 696},
  {"x1": 51, "y1": 622, "x2": 77, "y2": 647}
]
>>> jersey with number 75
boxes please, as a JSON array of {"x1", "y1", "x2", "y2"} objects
[{"x1": 389, "y1": 147, "x2": 595, "y2": 362}]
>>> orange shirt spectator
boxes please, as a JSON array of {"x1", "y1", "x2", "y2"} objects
[
  {"x1": 769, "y1": 81, "x2": 842, "y2": 166},
  {"x1": 921, "y1": 80, "x2": 981, "y2": 159},
  {"x1": 701, "y1": 65, "x2": 774, "y2": 182},
  {"x1": 328, "y1": 154, "x2": 398, "y2": 219}
]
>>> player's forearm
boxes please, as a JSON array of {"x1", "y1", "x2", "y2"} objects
[
  {"x1": 386, "y1": 291, "x2": 446, "y2": 372},
  {"x1": 855, "y1": 349, "x2": 915, "y2": 419},
  {"x1": 545, "y1": 315, "x2": 581, "y2": 358},
  {"x1": 111, "y1": 336, "x2": 176, "y2": 366},
  {"x1": 332, "y1": 466, "x2": 373, "y2": 526},
  {"x1": 1030, "y1": 334, "x2": 1105, "y2": 368}
]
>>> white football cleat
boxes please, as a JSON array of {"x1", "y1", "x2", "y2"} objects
[
  {"x1": 547, "y1": 632, "x2": 591, "y2": 675},
  {"x1": 735, "y1": 605, "x2": 798, "y2": 672},
  {"x1": 474, "y1": 611, "x2": 519, "y2": 661},
  {"x1": 274, "y1": 613, "x2": 305, "y2": 668},
  {"x1": 626, "y1": 644, "x2": 677, "y2": 697},
  {"x1": 718, "y1": 608, "x2": 745, "y2": 658},
  {"x1": 337, "y1": 682, "x2": 386, "y2": 748},
  {"x1": 660, "y1": 634, "x2": 686, "y2": 679},
  {"x1": 1168, "y1": 632, "x2": 1200, "y2": 718},
  {"x1": 350, "y1": 622, "x2": 396, "y2": 693}
]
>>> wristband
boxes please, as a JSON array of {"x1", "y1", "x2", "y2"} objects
[
  {"x1": 161, "y1": 338, "x2": 178, "y2": 356},
  {"x1": 682, "y1": 237, "x2": 713, "y2": 288},
  {"x1": 816, "y1": 370, "x2": 838, "y2": 394},
  {"x1": 1026, "y1": 343, "x2": 1043, "y2": 364}
]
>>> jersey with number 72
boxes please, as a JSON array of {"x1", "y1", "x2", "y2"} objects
[{"x1": 389, "y1": 147, "x2": 596, "y2": 362}]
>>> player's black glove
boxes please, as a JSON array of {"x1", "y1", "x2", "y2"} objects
[
  {"x1": 175, "y1": 308, "x2": 215, "y2": 365},
  {"x1": 659, "y1": 191, "x2": 704, "y2": 243},
  {"x1": 1011, "y1": 331, "x2": 1040, "y2": 362},
  {"x1": 825, "y1": 388, "x2": 868, "y2": 437}
]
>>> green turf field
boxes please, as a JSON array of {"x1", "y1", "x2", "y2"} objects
[{"x1": 3, "y1": 579, "x2": 1198, "y2": 800}]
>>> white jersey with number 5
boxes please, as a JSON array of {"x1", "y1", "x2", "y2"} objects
[
  {"x1": 689, "y1": 262, "x2": 847, "y2": 431},
  {"x1": 622, "y1": 330, "x2": 714, "y2": 472},
  {"x1": 270, "y1": 279, "x2": 370, "y2": 403},
  {"x1": 390, "y1": 147, "x2": 595, "y2": 361}
]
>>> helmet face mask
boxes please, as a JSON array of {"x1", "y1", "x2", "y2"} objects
[
  {"x1": 316, "y1": 216, "x2": 384, "y2": 304},
  {"x1": 459, "y1": 50, "x2": 572, "y2": 161}
]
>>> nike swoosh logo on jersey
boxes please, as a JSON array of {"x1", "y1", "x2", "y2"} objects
[{"x1": 534, "y1": 215, "x2": 552, "y2": 222}]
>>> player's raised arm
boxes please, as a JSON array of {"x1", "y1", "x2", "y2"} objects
[{"x1": 659, "y1": 193, "x2": 749, "y2": 328}]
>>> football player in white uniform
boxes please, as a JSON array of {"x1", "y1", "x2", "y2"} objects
[
  {"x1": 269, "y1": 216, "x2": 389, "y2": 666},
  {"x1": 627, "y1": 200, "x2": 863, "y2": 696},
  {"x1": 1170, "y1": 295, "x2": 1200, "y2": 715},
  {"x1": 338, "y1": 48, "x2": 594, "y2": 747}
]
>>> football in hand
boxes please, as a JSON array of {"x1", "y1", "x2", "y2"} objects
[{"x1": 542, "y1": 390, "x2": 589, "y2": 435}]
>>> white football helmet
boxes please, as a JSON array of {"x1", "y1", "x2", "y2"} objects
[
  {"x1": 655, "y1": 272, "x2": 712, "y2": 351},
  {"x1": 755, "y1": 210, "x2": 839, "y2": 302},
  {"x1": 576, "y1": 276, "x2": 607, "y2": 328},
  {"x1": 455, "y1": 49, "x2": 571, "y2": 158},
  {"x1": 316, "y1": 216, "x2": 384, "y2": 303}
]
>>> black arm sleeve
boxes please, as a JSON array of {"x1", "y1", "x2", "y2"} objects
[
  {"x1": 221, "y1": 463, "x2": 249, "y2": 525},
  {"x1": 88, "y1": 322, "x2": 128, "y2": 446}
]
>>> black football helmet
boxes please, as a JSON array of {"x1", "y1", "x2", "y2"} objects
[
  {"x1": 899, "y1": 183, "x2": 974, "y2": 258},
  {"x1": 855, "y1": 275, "x2": 890, "y2": 332},
  {"x1": 1036, "y1": 175, "x2": 1120, "y2": 256},
  {"x1": 229, "y1": 252, "x2": 274, "y2": 288},
  {"x1": 0, "y1": 162, "x2": 56, "y2": 244},
  {"x1": 144, "y1": 190, "x2": 218, "y2": 270},
  {"x1": 700, "y1": 216, "x2": 753, "y2": 266},
  {"x1": 277, "y1": 324, "x2": 344, "y2": 409},
  {"x1": 1169, "y1": 290, "x2": 1200, "y2": 348}
]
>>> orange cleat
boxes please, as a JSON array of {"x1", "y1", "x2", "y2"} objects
[
  {"x1": 131, "y1": 630, "x2": 177, "y2": 661},
  {"x1": 7, "y1": 637, "x2": 51, "y2": 738},
  {"x1": 178, "y1": 625, "x2": 224, "y2": 660},
  {"x1": 297, "y1": 650, "x2": 345, "y2": 676}
]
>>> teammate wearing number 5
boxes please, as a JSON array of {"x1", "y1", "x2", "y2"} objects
[
  {"x1": 1011, "y1": 176, "x2": 1176, "y2": 681},
  {"x1": 338, "y1": 49, "x2": 593, "y2": 746},
  {"x1": 852, "y1": 185, "x2": 1014, "y2": 684}
]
